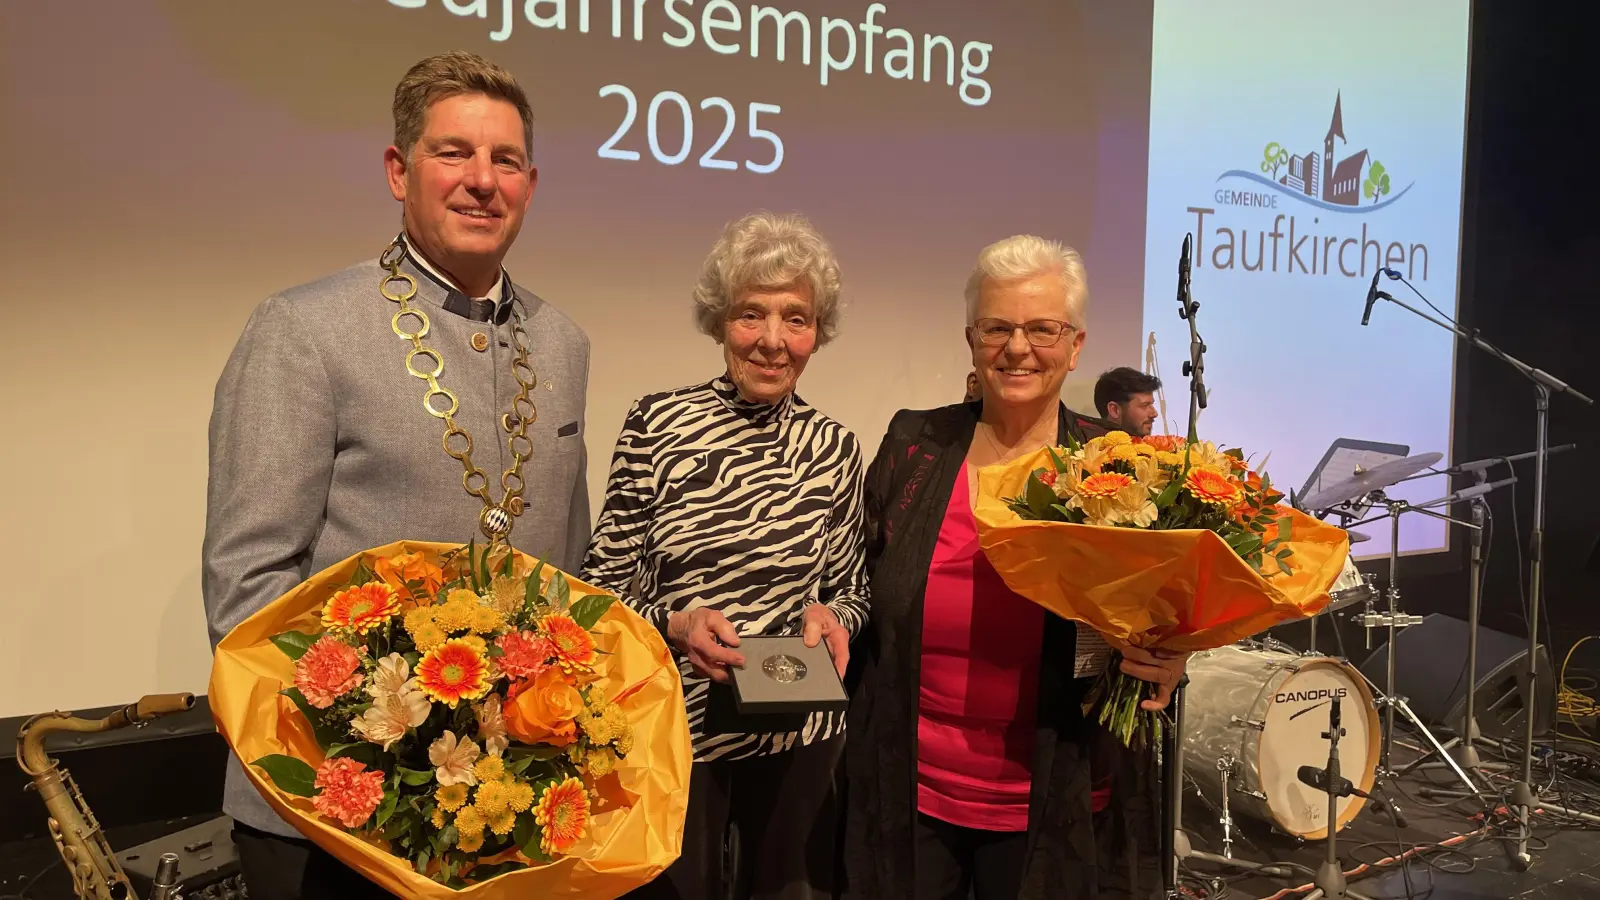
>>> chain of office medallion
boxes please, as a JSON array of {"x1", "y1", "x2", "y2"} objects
[{"x1": 378, "y1": 241, "x2": 538, "y2": 540}]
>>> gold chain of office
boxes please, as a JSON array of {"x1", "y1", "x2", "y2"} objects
[{"x1": 378, "y1": 238, "x2": 537, "y2": 541}]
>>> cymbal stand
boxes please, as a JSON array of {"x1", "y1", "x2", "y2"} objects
[{"x1": 1347, "y1": 493, "x2": 1487, "y2": 806}]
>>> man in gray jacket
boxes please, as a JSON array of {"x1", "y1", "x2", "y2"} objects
[{"x1": 202, "y1": 51, "x2": 590, "y2": 899}]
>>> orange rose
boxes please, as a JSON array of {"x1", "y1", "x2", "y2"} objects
[
  {"x1": 504, "y1": 667, "x2": 582, "y2": 747},
  {"x1": 375, "y1": 552, "x2": 444, "y2": 602}
]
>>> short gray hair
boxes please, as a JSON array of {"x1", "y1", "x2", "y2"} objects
[
  {"x1": 693, "y1": 212, "x2": 843, "y2": 347},
  {"x1": 963, "y1": 235, "x2": 1087, "y2": 329}
]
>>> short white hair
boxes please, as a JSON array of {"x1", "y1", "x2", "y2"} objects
[
  {"x1": 963, "y1": 235, "x2": 1088, "y2": 329},
  {"x1": 692, "y1": 211, "x2": 843, "y2": 347}
]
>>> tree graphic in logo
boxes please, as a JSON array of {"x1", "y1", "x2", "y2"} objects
[
  {"x1": 1261, "y1": 142, "x2": 1289, "y2": 180},
  {"x1": 1364, "y1": 160, "x2": 1391, "y2": 205}
]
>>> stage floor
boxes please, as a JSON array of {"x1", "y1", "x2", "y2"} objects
[{"x1": 1183, "y1": 738, "x2": 1600, "y2": 899}]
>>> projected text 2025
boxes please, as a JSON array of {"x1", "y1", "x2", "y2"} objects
[{"x1": 598, "y1": 85, "x2": 783, "y2": 173}]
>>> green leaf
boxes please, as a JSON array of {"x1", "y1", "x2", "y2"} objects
[
  {"x1": 517, "y1": 810, "x2": 553, "y2": 863},
  {"x1": 1046, "y1": 446, "x2": 1069, "y2": 472},
  {"x1": 251, "y1": 754, "x2": 318, "y2": 797},
  {"x1": 569, "y1": 594, "x2": 617, "y2": 630},
  {"x1": 413, "y1": 850, "x2": 432, "y2": 877},
  {"x1": 478, "y1": 543, "x2": 492, "y2": 593},
  {"x1": 466, "y1": 538, "x2": 480, "y2": 592},
  {"x1": 1025, "y1": 473, "x2": 1057, "y2": 519},
  {"x1": 1155, "y1": 473, "x2": 1186, "y2": 509},
  {"x1": 375, "y1": 790, "x2": 400, "y2": 829},
  {"x1": 397, "y1": 766, "x2": 435, "y2": 786},
  {"x1": 280, "y1": 688, "x2": 344, "y2": 747},
  {"x1": 270, "y1": 631, "x2": 319, "y2": 661},
  {"x1": 325, "y1": 741, "x2": 366, "y2": 758},
  {"x1": 548, "y1": 571, "x2": 571, "y2": 610}
]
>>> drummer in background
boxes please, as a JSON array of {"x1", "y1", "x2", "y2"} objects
[{"x1": 1092, "y1": 367, "x2": 1160, "y2": 437}]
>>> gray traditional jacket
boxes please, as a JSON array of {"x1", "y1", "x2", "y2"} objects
[{"x1": 202, "y1": 243, "x2": 591, "y2": 836}]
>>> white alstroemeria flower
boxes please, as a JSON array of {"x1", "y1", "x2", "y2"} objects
[{"x1": 428, "y1": 730, "x2": 481, "y2": 786}]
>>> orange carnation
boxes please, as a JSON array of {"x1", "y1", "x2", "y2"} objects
[
  {"x1": 375, "y1": 551, "x2": 444, "y2": 602},
  {"x1": 1139, "y1": 434, "x2": 1186, "y2": 453},
  {"x1": 416, "y1": 639, "x2": 492, "y2": 707},
  {"x1": 312, "y1": 757, "x2": 386, "y2": 829},
  {"x1": 321, "y1": 583, "x2": 401, "y2": 634},
  {"x1": 293, "y1": 636, "x2": 363, "y2": 708},
  {"x1": 504, "y1": 667, "x2": 582, "y2": 747},
  {"x1": 533, "y1": 776, "x2": 591, "y2": 856},
  {"x1": 540, "y1": 614, "x2": 598, "y2": 672},
  {"x1": 1185, "y1": 467, "x2": 1244, "y2": 507}
]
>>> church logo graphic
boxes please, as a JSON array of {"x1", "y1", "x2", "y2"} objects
[{"x1": 1218, "y1": 92, "x2": 1412, "y2": 213}]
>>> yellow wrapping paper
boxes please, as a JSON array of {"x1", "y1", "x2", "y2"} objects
[
  {"x1": 973, "y1": 450, "x2": 1349, "y2": 652},
  {"x1": 209, "y1": 541, "x2": 690, "y2": 900}
]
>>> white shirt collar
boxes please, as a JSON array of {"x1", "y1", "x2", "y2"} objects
[{"x1": 401, "y1": 233, "x2": 506, "y2": 302}]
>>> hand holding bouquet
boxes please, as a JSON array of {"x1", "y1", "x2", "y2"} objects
[
  {"x1": 975, "y1": 431, "x2": 1349, "y2": 750},
  {"x1": 210, "y1": 540, "x2": 689, "y2": 899}
]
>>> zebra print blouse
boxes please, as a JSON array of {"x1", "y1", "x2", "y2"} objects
[{"x1": 582, "y1": 375, "x2": 871, "y2": 762}]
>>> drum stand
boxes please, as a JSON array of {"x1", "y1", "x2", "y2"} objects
[{"x1": 1347, "y1": 495, "x2": 1489, "y2": 808}]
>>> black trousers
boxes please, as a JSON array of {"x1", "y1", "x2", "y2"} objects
[
  {"x1": 913, "y1": 813, "x2": 1028, "y2": 900},
  {"x1": 631, "y1": 737, "x2": 843, "y2": 900},
  {"x1": 232, "y1": 822, "x2": 393, "y2": 900}
]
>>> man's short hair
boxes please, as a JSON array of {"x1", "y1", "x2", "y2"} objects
[
  {"x1": 393, "y1": 51, "x2": 534, "y2": 162},
  {"x1": 1094, "y1": 367, "x2": 1162, "y2": 417}
]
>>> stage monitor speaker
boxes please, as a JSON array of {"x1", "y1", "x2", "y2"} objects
[{"x1": 1358, "y1": 613, "x2": 1554, "y2": 739}]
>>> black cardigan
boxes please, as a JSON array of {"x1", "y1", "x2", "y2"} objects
[{"x1": 842, "y1": 401, "x2": 1156, "y2": 900}]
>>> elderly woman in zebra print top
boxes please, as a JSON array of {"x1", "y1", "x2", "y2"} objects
[{"x1": 582, "y1": 211, "x2": 868, "y2": 900}]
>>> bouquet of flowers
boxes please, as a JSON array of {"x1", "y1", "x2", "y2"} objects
[
  {"x1": 975, "y1": 430, "x2": 1350, "y2": 750},
  {"x1": 210, "y1": 540, "x2": 689, "y2": 899}
]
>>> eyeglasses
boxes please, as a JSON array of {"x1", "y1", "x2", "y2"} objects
[{"x1": 970, "y1": 318, "x2": 1077, "y2": 347}]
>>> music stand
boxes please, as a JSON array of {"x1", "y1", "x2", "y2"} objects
[{"x1": 1298, "y1": 439, "x2": 1410, "y2": 522}]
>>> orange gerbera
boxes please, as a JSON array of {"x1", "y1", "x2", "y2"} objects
[
  {"x1": 533, "y1": 776, "x2": 591, "y2": 856},
  {"x1": 312, "y1": 757, "x2": 386, "y2": 829},
  {"x1": 1185, "y1": 467, "x2": 1244, "y2": 507},
  {"x1": 1076, "y1": 472, "x2": 1135, "y2": 500},
  {"x1": 540, "y1": 614, "x2": 597, "y2": 671},
  {"x1": 416, "y1": 639, "x2": 492, "y2": 707},
  {"x1": 321, "y1": 583, "x2": 400, "y2": 634}
]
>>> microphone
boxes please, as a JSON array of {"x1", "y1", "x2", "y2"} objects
[
  {"x1": 1297, "y1": 764, "x2": 1370, "y2": 799},
  {"x1": 1177, "y1": 234, "x2": 1192, "y2": 308},
  {"x1": 1361, "y1": 269, "x2": 1382, "y2": 326}
]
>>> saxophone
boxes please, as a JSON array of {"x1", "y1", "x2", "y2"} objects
[{"x1": 16, "y1": 693, "x2": 196, "y2": 900}]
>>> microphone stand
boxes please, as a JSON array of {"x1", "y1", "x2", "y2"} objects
[
  {"x1": 1366, "y1": 284, "x2": 1597, "y2": 866},
  {"x1": 1301, "y1": 700, "x2": 1374, "y2": 900},
  {"x1": 1163, "y1": 234, "x2": 1202, "y2": 899}
]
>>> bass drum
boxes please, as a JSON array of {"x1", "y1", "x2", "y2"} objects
[{"x1": 1183, "y1": 644, "x2": 1380, "y2": 840}]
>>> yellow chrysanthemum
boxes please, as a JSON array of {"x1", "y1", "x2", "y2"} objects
[
  {"x1": 474, "y1": 780, "x2": 511, "y2": 818},
  {"x1": 615, "y1": 726, "x2": 635, "y2": 756},
  {"x1": 473, "y1": 755, "x2": 506, "y2": 783},
  {"x1": 413, "y1": 623, "x2": 447, "y2": 652},
  {"x1": 435, "y1": 783, "x2": 469, "y2": 812},
  {"x1": 431, "y1": 807, "x2": 447, "y2": 828},
  {"x1": 457, "y1": 829, "x2": 485, "y2": 853},
  {"x1": 578, "y1": 702, "x2": 623, "y2": 744},
  {"x1": 432, "y1": 598, "x2": 476, "y2": 633},
  {"x1": 508, "y1": 779, "x2": 535, "y2": 813},
  {"x1": 586, "y1": 748, "x2": 617, "y2": 778},
  {"x1": 1155, "y1": 450, "x2": 1184, "y2": 467},
  {"x1": 469, "y1": 604, "x2": 506, "y2": 635},
  {"x1": 1101, "y1": 430, "x2": 1133, "y2": 447},
  {"x1": 455, "y1": 805, "x2": 486, "y2": 836},
  {"x1": 1109, "y1": 443, "x2": 1140, "y2": 462},
  {"x1": 404, "y1": 606, "x2": 434, "y2": 635},
  {"x1": 460, "y1": 634, "x2": 489, "y2": 655},
  {"x1": 1130, "y1": 442, "x2": 1158, "y2": 457},
  {"x1": 489, "y1": 808, "x2": 517, "y2": 836}
]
